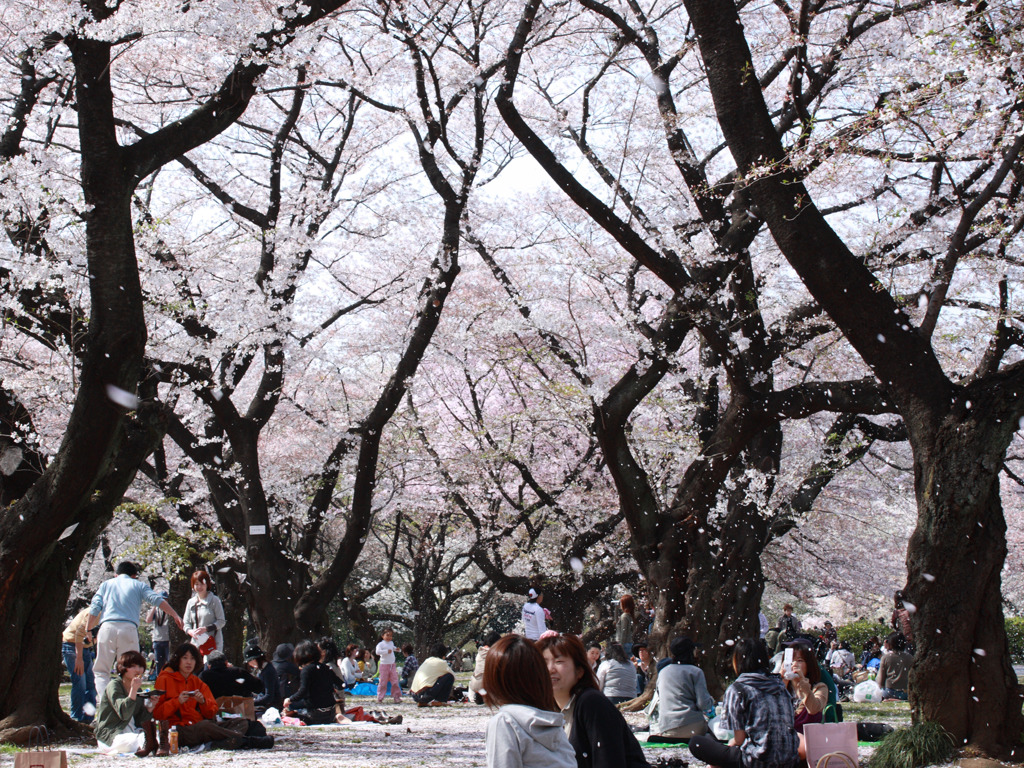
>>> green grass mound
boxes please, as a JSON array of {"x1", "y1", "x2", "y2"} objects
[{"x1": 868, "y1": 722, "x2": 955, "y2": 768}]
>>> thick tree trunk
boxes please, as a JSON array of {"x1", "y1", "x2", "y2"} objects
[
  {"x1": 0, "y1": 37, "x2": 153, "y2": 741},
  {"x1": 0, "y1": 406, "x2": 164, "y2": 741},
  {"x1": 906, "y1": 393, "x2": 1024, "y2": 756},
  {"x1": 0, "y1": 541, "x2": 94, "y2": 740},
  {"x1": 246, "y1": 569, "x2": 308, "y2": 650}
]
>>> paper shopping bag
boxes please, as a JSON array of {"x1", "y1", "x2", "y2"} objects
[{"x1": 217, "y1": 695, "x2": 256, "y2": 720}]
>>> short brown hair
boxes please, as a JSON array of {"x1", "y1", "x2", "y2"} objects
[
  {"x1": 190, "y1": 570, "x2": 213, "y2": 591},
  {"x1": 619, "y1": 594, "x2": 635, "y2": 615},
  {"x1": 483, "y1": 635, "x2": 557, "y2": 711},
  {"x1": 535, "y1": 633, "x2": 598, "y2": 696},
  {"x1": 117, "y1": 650, "x2": 148, "y2": 676},
  {"x1": 345, "y1": 643, "x2": 360, "y2": 658}
]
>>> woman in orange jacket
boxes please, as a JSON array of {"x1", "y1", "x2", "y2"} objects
[{"x1": 153, "y1": 644, "x2": 273, "y2": 751}]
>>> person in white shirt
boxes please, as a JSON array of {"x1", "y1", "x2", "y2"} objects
[
  {"x1": 375, "y1": 628, "x2": 402, "y2": 703},
  {"x1": 411, "y1": 644, "x2": 456, "y2": 706},
  {"x1": 522, "y1": 588, "x2": 547, "y2": 640},
  {"x1": 339, "y1": 644, "x2": 361, "y2": 685}
]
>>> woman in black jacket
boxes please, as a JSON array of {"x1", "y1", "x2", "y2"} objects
[
  {"x1": 244, "y1": 643, "x2": 281, "y2": 712},
  {"x1": 537, "y1": 633, "x2": 649, "y2": 768},
  {"x1": 283, "y1": 640, "x2": 347, "y2": 724}
]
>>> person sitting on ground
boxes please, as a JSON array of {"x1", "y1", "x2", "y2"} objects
[
  {"x1": 94, "y1": 650, "x2": 158, "y2": 756},
  {"x1": 200, "y1": 650, "x2": 265, "y2": 700},
  {"x1": 777, "y1": 641, "x2": 828, "y2": 760},
  {"x1": 649, "y1": 636, "x2": 715, "y2": 743},
  {"x1": 876, "y1": 632, "x2": 913, "y2": 701},
  {"x1": 483, "y1": 634, "x2": 576, "y2": 768},
  {"x1": 271, "y1": 643, "x2": 301, "y2": 702},
  {"x1": 688, "y1": 638, "x2": 798, "y2": 768},
  {"x1": 857, "y1": 636, "x2": 882, "y2": 670},
  {"x1": 338, "y1": 643, "x2": 361, "y2": 686},
  {"x1": 153, "y1": 643, "x2": 273, "y2": 750},
  {"x1": 318, "y1": 637, "x2": 349, "y2": 686},
  {"x1": 359, "y1": 648, "x2": 377, "y2": 680},
  {"x1": 357, "y1": 646, "x2": 375, "y2": 682},
  {"x1": 830, "y1": 641, "x2": 855, "y2": 680},
  {"x1": 470, "y1": 632, "x2": 501, "y2": 705},
  {"x1": 244, "y1": 642, "x2": 281, "y2": 713},
  {"x1": 283, "y1": 640, "x2": 347, "y2": 724},
  {"x1": 411, "y1": 643, "x2": 456, "y2": 707},
  {"x1": 586, "y1": 643, "x2": 602, "y2": 672},
  {"x1": 538, "y1": 633, "x2": 650, "y2": 768},
  {"x1": 400, "y1": 643, "x2": 419, "y2": 690},
  {"x1": 633, "y1": 643, "x2": 655, "y2": 696},
  {"x1": 597, "y1": 642, "x2": 638, "y2": 705}
]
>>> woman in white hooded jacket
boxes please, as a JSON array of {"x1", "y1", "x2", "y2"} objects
[{"x1": 483, "y1": 635, "x2": 576, "y2": 768}]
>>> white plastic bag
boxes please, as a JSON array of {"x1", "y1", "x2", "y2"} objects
[
  {"x1": 853, "y1": 679, "x2": 884, "y2": 703},
  {"x1": 261, "y1": 706, "x2": 282, "y2": 726},
  {"x1": 708, "y1": 707, "x2": 734, "y2": 742},
  {"x1": 101, "y1": 729, "x2": 144, "y2": 755}
]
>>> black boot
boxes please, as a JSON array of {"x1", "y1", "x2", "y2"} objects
[{"x1": 242, "y1": 736, "x2": 275, "y2": 750}]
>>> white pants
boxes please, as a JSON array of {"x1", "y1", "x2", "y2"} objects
[{"x1": 94, "y1": 621, "x2": 140, "y2": 695}]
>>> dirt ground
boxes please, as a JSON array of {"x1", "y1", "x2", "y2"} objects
[{"x1": 2, "y1": 699, "x2": 916, "y2": 768}]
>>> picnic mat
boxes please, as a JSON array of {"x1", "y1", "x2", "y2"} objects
[{"x1": 350, "y1": 681, "x2": 384, "y2": 696}]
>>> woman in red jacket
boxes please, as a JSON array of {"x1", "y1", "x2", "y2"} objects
[{"x1": 153, "y1": 644, "x2": 273, "y2": 751}]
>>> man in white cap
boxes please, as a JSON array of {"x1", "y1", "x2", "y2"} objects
[{"x1": 522, "y1": 587, "x2": 546, "y2": 640}]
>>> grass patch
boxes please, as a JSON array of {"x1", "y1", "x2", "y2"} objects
[
  {"x1": 844, "y1": 701, "x2": 912, "y2": 723},
  {"x1": 868, "y1": 722, "x2": 954, "y2": 768}
]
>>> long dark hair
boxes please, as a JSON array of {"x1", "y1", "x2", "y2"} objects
[
  {"x1": 166, "y1": 643, "x2": 203, "y2": 674},
  {"x1": 732, "y1": 638, "x2": 770, "y2": 675},
  {"x1": 536, "y1": 633, "x2": 599, "y2": 697},
  {"x1": 318, "y1": 637, "x2": 342, "y2": 665},
  {"x1": 483, "y1": 635, "x2": 557, "y2": 711}
]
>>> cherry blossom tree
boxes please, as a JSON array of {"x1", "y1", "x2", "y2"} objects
[
  {"x1": 492, "y1": 0, "x2": 914, "y2": 692},
  {"x1": 0, "y1": 0, "x2": 356, "y2": 739},
  {"x1": 118, "y1": 0, "x2": 513, "y2": 650}
]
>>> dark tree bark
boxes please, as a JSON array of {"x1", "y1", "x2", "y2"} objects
[
  {"x1": 0, "y1": 0, "x2": 354, "y2": 739},
  {"x1": 678, "y1": 0, "x2": 1024, "y2": 753}
]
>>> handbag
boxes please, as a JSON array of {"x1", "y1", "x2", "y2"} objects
[
  {"x1": 14, "y1": 726, "x2": 67, "y2": 768},
  {"x1": 191, "y1": 604, "x2": 218, "y2": 655},
  {"x1": 815, "y1": 753, "x2": 858, "y2": 768},
  {"x1": 804, "y1": 722, "x2": 859, "y2": 768}
]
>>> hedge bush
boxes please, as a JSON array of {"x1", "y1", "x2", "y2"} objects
[
  {"x1": 837, "y1": 617, "x2": 1024, "y2": 662},
  {"x1": 836, "y1": 619, "x2": 888, "y2": 651},
  {"x1": 1006, "y1": 617, "x2": 1024, "y2": 663}
]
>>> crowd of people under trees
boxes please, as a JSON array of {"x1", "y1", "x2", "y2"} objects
[{"x1": 61, "y1": 564, "x2": 916, "y2": 766}]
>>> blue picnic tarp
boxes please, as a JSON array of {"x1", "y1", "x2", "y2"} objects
[{"x1": 350, "y1": 681, "x2": 392, "y2": 696}]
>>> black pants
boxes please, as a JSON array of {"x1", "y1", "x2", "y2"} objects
[
  {"x1": 688, "y1": 735, "x2": 743, "y2": 768},
  {"x1": 411, "y1": 673, "x2": 455, "y2": 703}
]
